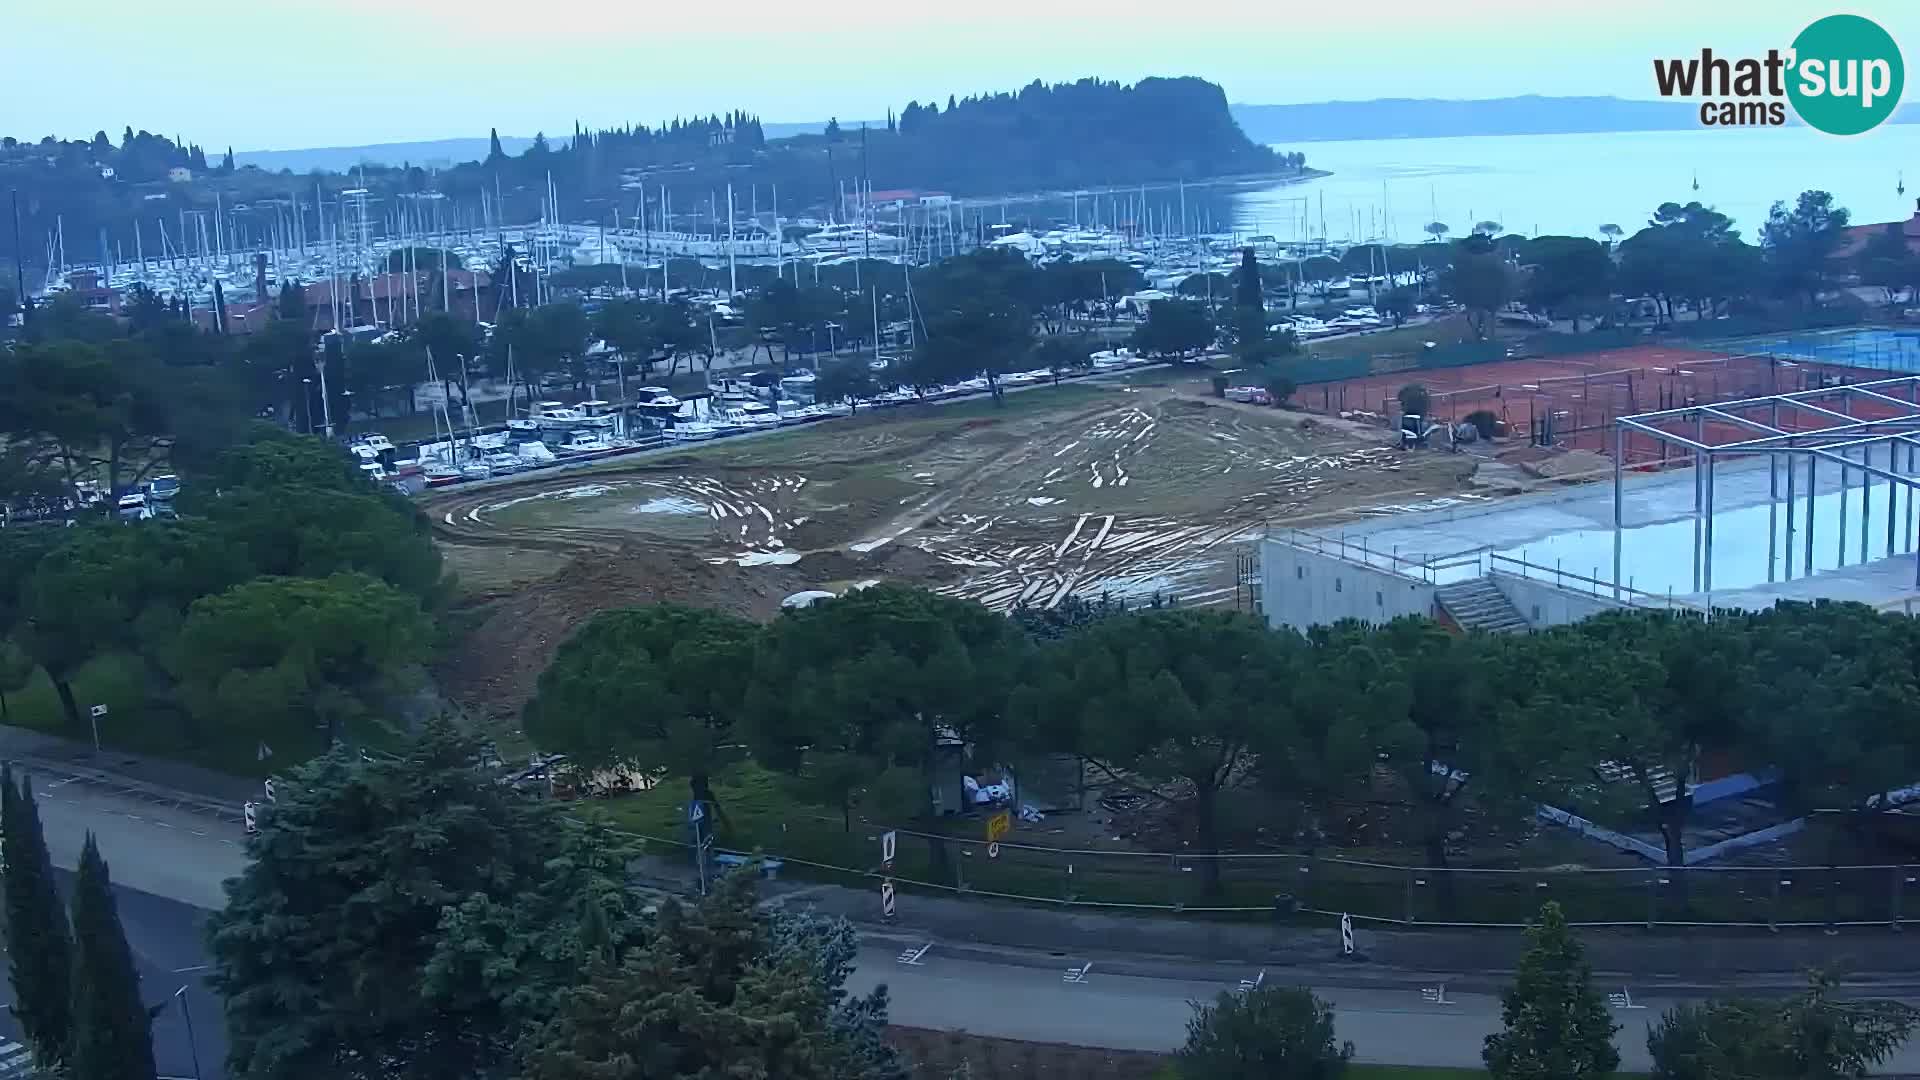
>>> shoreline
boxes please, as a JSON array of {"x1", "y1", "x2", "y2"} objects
[{"x1": 953, "y1": 167, "x2": 1330, "y2": 213}]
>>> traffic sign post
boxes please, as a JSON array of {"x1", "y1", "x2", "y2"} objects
[
  {"x1": 985, "y1": 810, "x2": 1011, "y2": 843},
  {"x1": 690, "y1": 802, "x2": 709, "y2": 897},
  {"x1": 987, "y1": 841, "x2": 1000, "y2": 859},
  {"x1": 242, "y1": 801, "x2": 258, "y2": 835},
  {"x1": 880, "y1": 879, "x2": 896, "y2": 920},
  {"x1": 880, "y1": 829, "x2": 896, "y2": 872},
  {"x1": 263, "y1": 778, "x2": 276, "y2": 804},
  {"x1": 1340, "y1": 913, "x2": 1355, "y2": 957},
  {"x1": 88, "y1": 704, "x2": 107, "y2": 753}
]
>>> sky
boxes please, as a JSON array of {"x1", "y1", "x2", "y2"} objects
[{"x1": 4, "y1": 0, "x2": 1917, "y2": 151}]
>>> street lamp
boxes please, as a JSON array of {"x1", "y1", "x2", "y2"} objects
[
  {"x1": 172, "y1": 985, "x2": 204, "y2": 1080},
  {"x1": 301, "y1": 378, "x2": 315, "y2": 434}
]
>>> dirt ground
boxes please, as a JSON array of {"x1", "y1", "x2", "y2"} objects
[{"x1": 426, "y1": 377, "x2": 1476, "y2": 722}]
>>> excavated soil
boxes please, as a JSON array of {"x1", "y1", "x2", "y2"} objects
[{"x1": 429, "y1": 381, "x2": 1477, "y2": 719}]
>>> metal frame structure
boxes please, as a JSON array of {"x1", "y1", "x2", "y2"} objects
[{"x1": 1613, "y1": 372, "x2": 1920, "y2": 597}]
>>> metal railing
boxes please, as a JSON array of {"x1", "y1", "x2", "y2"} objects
[
  {"x1": 5, "y1": 757, "x2": 245, "y2": 823},
  {"x1": 609, "y1": 814, "x2": 1920, "y2": 930}
]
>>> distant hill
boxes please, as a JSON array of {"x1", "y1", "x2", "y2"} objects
[
  {"x1": 4, "y1": 78, "x2": 1284, "y2": 270},
  {"x1": 234, "y1": 136, "x2": 538, "y2": 173},
  {"x1": 236, "y1": 121, "x2": 883, "y2": 173},
  {"x1": 1229, "y1": 95, "x2": 1920, "y2": 142}
]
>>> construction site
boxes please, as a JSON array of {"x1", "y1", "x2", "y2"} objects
[
  {"x1": 426, "y1": 376, "x2": 1474, "y2": 719},
  {"x1": 426, "y1": 330, "x2": 1920, "y2": 724},
  {"x1": 1266, "y1": 335, "x2": 1920, "y2": 635}
]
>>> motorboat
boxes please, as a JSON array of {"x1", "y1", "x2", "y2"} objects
[
  {"x1": 483, "y1": 452, "x2": 526, "y2": 475},
  {"x1": 708, "y1": 378, "x2": 759, "y2": 405},
  {"x1": 423, "y1": 462, "x2": 465, "y2": 487},
  {"x1": 527, "y1": 400, "x2": 616, "y2": 433},
  {"x1": 801, "y1": 223, "x2": 905, "y2": 255},
  {"x1": 460, "y1": 462, "x2": 493, "y2": 481},
  {"x1": 115, "y1": 492, "x2": 151, "y2": 522},
  {"x1": 516, "y1": 441, "x2": 559, "y2": 468},
  {"x1": 147, "y1": 474, "x2": 181, "y2": 501},
  {"x1": 739, "y1": 402, "x2": 783, "y2": 427},
  {"x1": 553, "y1": 432, "x2": 620, "y2": 456},
  {"x1": 359, "y1": 433, "x2": 396, "y2": 455},
  {"x1": 668, "y1": 420, "x2": 718, "y2": 442}
]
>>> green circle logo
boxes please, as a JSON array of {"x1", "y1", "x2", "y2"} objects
[{"x1": 1787, "y1": 14, "x2": 1904, "y2": 135}]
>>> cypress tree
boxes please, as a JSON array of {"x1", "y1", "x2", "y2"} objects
[
  {"x1": 488, "y1": 127, "x2": 504, "y2": 162},
  {"x1": 1483, "y1": 901, "x2": 1619, "y2": 1079},
  {"x1": 67, "y1": 834, "x2": 158, "y2": 1080},
  {"x1": 2, "y1": 765, "x2": 73, "y2": 1067}
]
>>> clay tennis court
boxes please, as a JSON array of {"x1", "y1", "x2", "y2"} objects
[{"x1": 1296, "y1": 344, "x2": 1899, "y2": 455}]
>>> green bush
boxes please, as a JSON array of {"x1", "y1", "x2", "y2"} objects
[{"x1": 1178, "y1": 985, "x2": 1352, "y2": 1080}]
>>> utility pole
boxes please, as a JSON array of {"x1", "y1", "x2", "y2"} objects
[{"x1": 10, "y1": 189, "x2": 27, "y2": 327}]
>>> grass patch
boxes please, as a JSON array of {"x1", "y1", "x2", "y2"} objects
[{"x1": 2, "y1": 649, "x2": 407, "y2": 779}]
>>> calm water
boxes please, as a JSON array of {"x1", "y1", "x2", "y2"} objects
[{"x1": 1236, "y1": 127, "x2": 1920, "y2": 245}]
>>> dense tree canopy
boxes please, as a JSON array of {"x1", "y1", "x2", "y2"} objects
[
  {"x1": 910, "y1": 249, "x2": 1039, "y2": 394},
  {"x1": 209, "y1": 721, "x2": 620, "y2": 1080},
  {"x1": 1132, "y1": 298, "x2": 1216, "y2": 359},
  {"x1": 171, "y1": 571, "x2": 433, "y2": 752},
  {"x1": 524, "y1": 605, "x2": 759, "y2": 811},
  {"x1": 1760, "y1": 189, "x2": 1851, "y2": 306},
  {"x1": 746, "y1": 585, "x2": 1030, "y2": 845}
]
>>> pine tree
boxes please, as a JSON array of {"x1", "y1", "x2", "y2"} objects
[
  {"x1": 488, "y1": 127, "x2": 504, "y2": 162},
  {"x1": 222, "y1": 146, "x2": 235, "y2": 172},
  {"x1": 2, "y1": 765, "x2": 73, "y2": 1068},
  {"x1": 277, "y1": 280, "x2": 306, "y2": 320},
  {"x1": 1483, "y1": 901, "x2": 1619, "y2": 1080},
  {"x1": 67, "y1": 834, "x2": 158, "y2": 1080},
  {"x1": 520, "y1": 871, "x2": 899, "y2": 1080}
]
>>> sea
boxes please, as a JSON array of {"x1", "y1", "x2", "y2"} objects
[{"x1": 1234, "y1": 126, "x2": 1920, "y2": 244}]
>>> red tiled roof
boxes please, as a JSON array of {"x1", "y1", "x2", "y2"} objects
[{"x1": 1833, "y1": 200, "x2": 1920, "y2": 259}]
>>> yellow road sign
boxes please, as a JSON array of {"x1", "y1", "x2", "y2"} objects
[{"x1": 986, "y1": 810, "x2": 1012, "y2": 843}]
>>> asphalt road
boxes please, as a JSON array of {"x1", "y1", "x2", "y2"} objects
[
  {"x1": 27, "y1": 772, "x2": 1920, "y2": 1075},
  {"x1": 13, "y1": 770, "x2": 242, "y2": 1079},
  {"x1": 0, "y1": 869, "x2": 225, "y2": 1080}
]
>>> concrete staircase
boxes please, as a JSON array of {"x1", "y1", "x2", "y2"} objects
[{"x1": 1434, "y1": 578, "x2": 1531, "y2": 634}]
